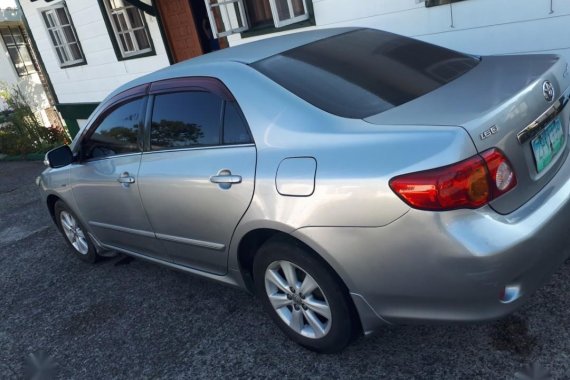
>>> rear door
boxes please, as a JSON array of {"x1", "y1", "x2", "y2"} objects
[{"x1": 138, "y1": 78, "x2": 256, "y2": 275}]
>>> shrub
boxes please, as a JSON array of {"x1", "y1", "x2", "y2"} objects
[{"x1": 0, "y1": 84, "x2": 69, "y2": 158}]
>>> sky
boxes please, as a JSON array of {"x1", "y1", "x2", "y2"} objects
[{"x1": 0, "y1": 0, "x2": 16, "y2": 10}]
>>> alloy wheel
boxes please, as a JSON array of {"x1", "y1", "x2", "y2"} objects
[
  {"x1": 59, "y1": 211, "x2": 89, "y2": 255},
  {"x1": 264, "y1": 260, "x2": 332, "y2": 339}
]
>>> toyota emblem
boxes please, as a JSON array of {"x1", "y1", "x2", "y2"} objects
[{"x1": 543, "y1": 81, "x2": 555, "y2": 102}]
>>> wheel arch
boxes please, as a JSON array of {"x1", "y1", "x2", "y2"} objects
[{"x1": 46, "y1": 194, "x2": 61, "y2": 224}]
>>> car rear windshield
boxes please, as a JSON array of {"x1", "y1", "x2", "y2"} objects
[{"x1": 251, "y1": 29, "x2": 480, "y2": 119}]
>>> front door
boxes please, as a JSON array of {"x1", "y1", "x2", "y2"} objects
[
  {"x1": 70, "y1": 96, "x2": 165, "y2": 258},
  {"x1": 138, "y1": 85, "x2": 256, "y2": 275}
]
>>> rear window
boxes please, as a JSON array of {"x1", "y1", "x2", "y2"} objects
[{"x1": 251, "y1": 28, "x2": 480, "y2": 118}]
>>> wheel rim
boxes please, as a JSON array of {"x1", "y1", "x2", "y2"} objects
[
  {"x1": 264, "y1": 260, "x2": 332, "y2": 339},
  {"x1": 60, "y1": 211, "x2": 89, "y2": 255}
]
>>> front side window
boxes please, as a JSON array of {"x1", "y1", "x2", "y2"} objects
[
  {"x1": 150, "y1": 92, "x2": 223, "y2": 150},
  {"x1": 0, "y1": 26, "x2": 36, "y2": 76},
  {"x1": 41, "y1": 3, "x2": 85, "y2": 67},
  {"x1": 82, "y1": 98, "x2": 143, "y2": 160},
  {"x1": 102, "y1": 0, "x2": 153, "y2": 59}
]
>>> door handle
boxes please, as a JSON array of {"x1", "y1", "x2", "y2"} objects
[
  {"x1": 210, "y1": 175, "x2": 242, "y2": 184},
  {"x1": 117, "y1": 172, "x2": 135, "y2": 185},
  {"x1": 210, "y1": 169, "x2": 241, "y2": 189}
]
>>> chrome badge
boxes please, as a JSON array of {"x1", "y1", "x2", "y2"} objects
[
  {"x1": 543, "y1": 81, "x2": 555, "y2": 102},
  {"x1": 480, "y1": 125, "x2": 498, "y2": 141}
]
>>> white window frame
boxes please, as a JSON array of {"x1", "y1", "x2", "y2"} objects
[
  {"x1": 102, "y1": 0, "x2": 153, "y2": 58},
  {"x1": 268, "y1": 0, "x2": 309, "y2": 28},
  {"x1": 40, "y1": 3, "x2": 85, "y2": 67},
  {"x1": 205, "y1": 0, "x2": 249, "y2": 38},
  {"x1": 205, "y1": 0, "x2": 310, "y2": 37},
  {"x1": 0, "y1": 26, "x2": 36, "y2": 76}
]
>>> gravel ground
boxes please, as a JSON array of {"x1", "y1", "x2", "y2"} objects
[{"x1": 0, "y1": 160, "x2": 569, "y2": 379}]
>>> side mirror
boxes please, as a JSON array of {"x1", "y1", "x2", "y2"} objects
[{"x1": 45, "y1": 145, "x2": 73, "y2": 168}]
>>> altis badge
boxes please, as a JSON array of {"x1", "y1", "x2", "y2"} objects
[{"x1": 480, "y1": 125, "x2": 499, "y2": 140}]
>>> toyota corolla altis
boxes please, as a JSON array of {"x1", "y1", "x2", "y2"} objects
[{"x1": 39, "y1": 28, "x2": 570, "y2": 353}]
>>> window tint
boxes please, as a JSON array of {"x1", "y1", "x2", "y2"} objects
[
  {"x1": 83, "y1": 98, "x2": 142, "y2": 159},
  {"x1": 223, "y1": 102, "x2": 252, "y2": 144},
  {"x1": 252, "y1": 28, "x2": 479, "y2": 119},
  {"x1": 150, "y1": 92, "x2": 223, "y2": 150}
]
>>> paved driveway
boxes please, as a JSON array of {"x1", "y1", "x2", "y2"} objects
[{"x1": 1, "y1": 161, "x2": 569, "y2": 379}]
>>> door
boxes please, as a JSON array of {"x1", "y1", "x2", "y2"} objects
[
  {"x1": 70, "y1": 96, "x2": 165, "y2": 258},
  {"x1": 138, "y1": 85, "x2": 256, "y2": 275},
  {"x1": 155, "y1": 0, "x2": 203, "y2": 62}
]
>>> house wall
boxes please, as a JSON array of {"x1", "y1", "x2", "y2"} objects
[
  {"x1": 0, "y1": 49, "x2": 52, "y2": 126},
  {"x1": 20, "y1": 0, "x2": 170, "y2": 104},
  {"x1": 228, "y1": 0, "x2": 570, "y2": 62},
  {"x1": 18, "y1": 0, "x2": 171, "y2": 134},
  {"x1": 0, "y1": 40, "x2": 18, "y2": 112},
  {"x1": 0, "y1": 0, "x2": 51, "y2": 124}
]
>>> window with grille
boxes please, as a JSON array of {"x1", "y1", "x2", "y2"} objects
[
  {"x1": 0, "y1": 26, "x2": 36, "y2": 76},
  {"x1": 41, "y1": 3, "x2": 85, "y2": 67},
  {"x1": 268, "y1": 0, "x2": 309, "y2": 28},
  {"x1": 206, "y1": 0, "x2": 249, "y2": 38},
  {"x1": 102, "y1": 0, "x2": 153, "y2": 58},
  {"x1": 205, "y1": 0, "x2": 310, "y2": 38}
]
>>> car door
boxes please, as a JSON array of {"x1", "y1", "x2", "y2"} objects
[
  {"x1": 138, "y1": 78, "x2": 256, "y2": 275},
  {"x1": 70, "y1": 89, "x2": 166, "y2": 259}
]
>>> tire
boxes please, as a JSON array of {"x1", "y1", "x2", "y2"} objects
[
  {"x1": 253, "y1": 236, "x2": 355, "y2": 353},
  {"x1": 54, "y1": 200, "x2": 98, "y2": 263}
]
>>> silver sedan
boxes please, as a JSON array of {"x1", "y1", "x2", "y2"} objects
[{"x1": 39, "y1": 28, "x2": 570, "y2": 353}]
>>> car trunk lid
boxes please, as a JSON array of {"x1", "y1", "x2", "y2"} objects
[{"x1": 365, "y1": 54, "x2": 570, "y2": 214}]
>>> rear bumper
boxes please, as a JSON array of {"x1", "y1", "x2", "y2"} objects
[{"x1": 293, "y1": 153, "x2": 570, "y2": 334}]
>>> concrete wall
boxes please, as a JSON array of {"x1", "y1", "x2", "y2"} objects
[
  {"x1": 228, "y1": 0, "x2": 570, "y2": 62},
  {"x1": 19, "y1": 0, "x2": 171, "y2": 105}
]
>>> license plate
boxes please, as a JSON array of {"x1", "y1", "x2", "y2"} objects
[{"x1": 531, "y1": 117, "x2": 565, "y2": 173}]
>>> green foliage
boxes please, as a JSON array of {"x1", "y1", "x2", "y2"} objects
[
  {"x1": 0, "y1": 83, "x2": 69, "y2": 159},
  {"x1": 150, "y1": 120, "x2": 204, "y2": 148}
]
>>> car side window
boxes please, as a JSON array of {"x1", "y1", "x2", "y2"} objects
[
  {"x1": 82, "y1": 98, "x2": 143, "y2": 160},
  {"x1": 150, "y1": 91, "x2": 223, "y2": 150},
  {"x1": 223, "y1": 102, "x2": 252, "y2": 145}
]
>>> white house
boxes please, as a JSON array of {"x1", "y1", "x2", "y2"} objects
[
  {"x1": 17, "y1": 0, "x2": 172, "y2": 135},
  {"x1": 0, "y1": 0, "x2": 53, "y2": 125},
  {"x1": 17, "y1": 0, "x2": 570, "y2": 136},
  {"x1": 226, "y1": 0, "x2": 570, "y2": 63}
]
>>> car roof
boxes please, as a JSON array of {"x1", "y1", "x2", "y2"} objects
[
  {"x1": 107, "y1": 27, "x2": 358, "y2": 99},
  {"x1": 180, "y1": 27, "x2": 358, "y2": 65}
]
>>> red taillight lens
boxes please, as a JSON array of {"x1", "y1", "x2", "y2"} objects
[{"x1": 389, "y1": 149, "x2": 516, "y2": 211}]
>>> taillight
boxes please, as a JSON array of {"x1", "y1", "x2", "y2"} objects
[
  {"x1": 389, "y1": 149, "x2": 516, "y2": 211},
  {"x1": 480, "y1": 149, "x2": 517, "y2": 198}
]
